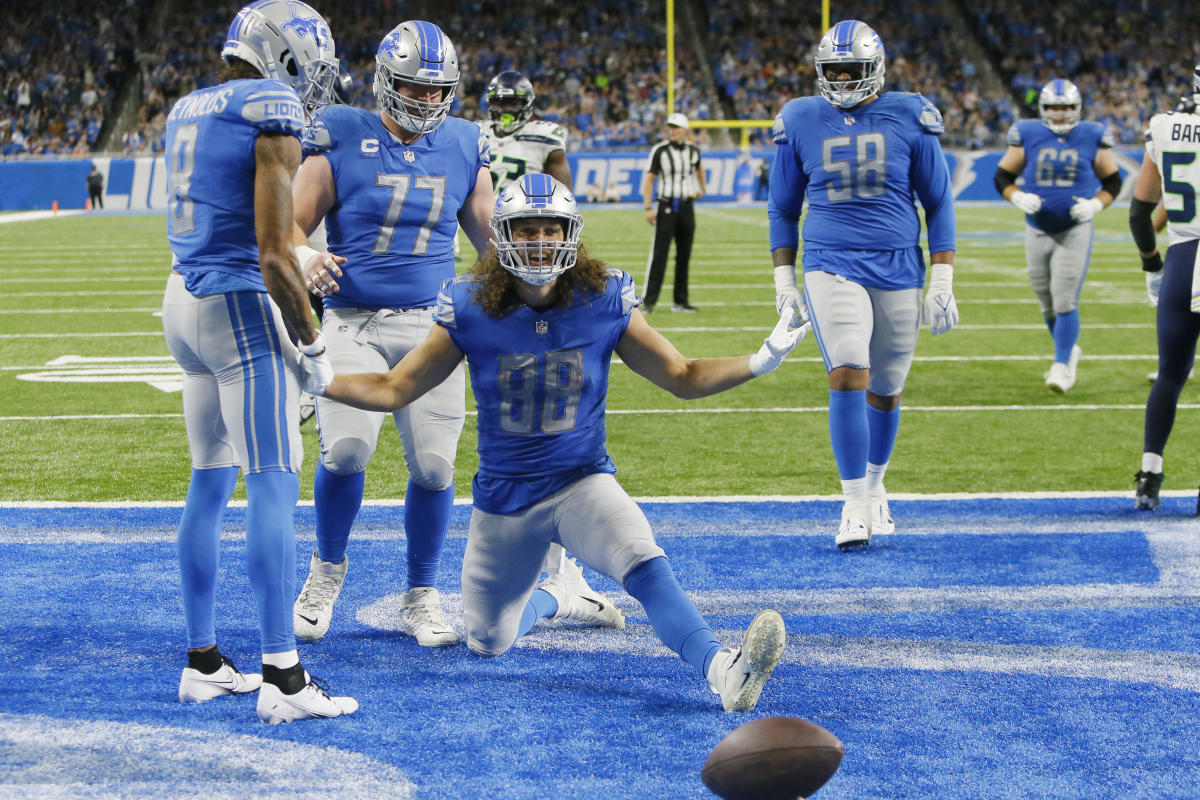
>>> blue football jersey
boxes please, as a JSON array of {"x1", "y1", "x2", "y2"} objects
[
  {"x1": 318, "y1": 107, "x2": 490, "y2": 309},
  {"x1": 1009, "y1": 119, "x2": 1112, "y2": 234},
  {"x1": 767, "y1": 92, "x2": 956, "y2": 290},
  {"x1": 166, "y1": 78, "x2": 305, "y2": 295},
  {"x1": 434, "y1": 269, "x2": 639, "y2": 514}
]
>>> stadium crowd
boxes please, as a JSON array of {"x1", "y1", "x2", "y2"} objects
[{"x1": 1, "y1": 0, "x2": 1197, "y2": 157}]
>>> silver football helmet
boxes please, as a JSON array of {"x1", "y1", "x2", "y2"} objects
[
  {"x1": 815, "y1": 20, "x2": 886, "y2": 109},
  {"x1": 222, "y1": 0, "x2": 339, "y2": 123},
  {"x1": 373, "y1": 20, "x2": 459, "y2": 135},
  {"x1": 491, "y1": 174, "x2": 584, "y2": 286},
  {"x1": 1038, "y1": 79, "x2": 1083, "y2": 134}
]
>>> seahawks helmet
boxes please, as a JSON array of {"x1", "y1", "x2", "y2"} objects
[
  {"x1": 491, "y1": 174, "x2": 584, "y2": 286},
  {"x1": 373, "y1": 20, "x2": 459, "y2": 135},
  {"x1": 222, "y1": 0, "x2": 339, "y2": 123},
  {"x1": 1038, "y1": 79, "x2": 1083, "y2": 135},
  {"x1": 487, "y1": 70, "x2": 535, "y2": 134},
  {"x1": 815, "y1": 20, "x2": 885, "y2": 109}
]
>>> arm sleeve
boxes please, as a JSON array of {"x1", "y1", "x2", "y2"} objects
[
  {"x1": 767, "y1": 143, "x2": 807, "y2": 252},
  {"x1": 910, "y1": 133, "x2": 956, "y2": 254}
]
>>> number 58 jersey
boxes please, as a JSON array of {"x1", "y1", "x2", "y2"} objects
[
  {"x1": 768, "y1": 92, "x2": 955, "y2": 290},
  {"x1": 318, "y1": 105, "x2": 490, "y2": 309},
  {"x1": 434, "y1": 269, "x2": 638, "y2": 514}
]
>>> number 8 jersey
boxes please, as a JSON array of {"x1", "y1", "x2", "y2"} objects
[
  {"x1": 767, "y1": 92, "x2": 956, "y2": 290},
  {"x1": 434, "y1": 268, "x2": 638, "y2": 514},
  {"x1": 313, "y1": 105, "x2": 490, "y2": 309},
  {"x1": 1008, "y1": 118, "x2": 1112, "y2": 235},
  {"x1": 166, "y1": 78, "x2": 305, "y2": 294}
]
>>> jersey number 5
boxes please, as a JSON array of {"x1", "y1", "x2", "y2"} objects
[
  {"x1": 1163, "y1": 151, "x2": 1197, "y2": 224},
  {"x1": 822, "y1": 133, "x2": 886, "y2": 201},
  {"x1": 498, "y1": 349, "x2": 584, "y2": 434}
]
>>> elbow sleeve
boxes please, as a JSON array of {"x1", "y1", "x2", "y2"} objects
[
  {"x1": 1129, "y1": 198, "x2": 1159, "y2": 255},
  {"x1": 1100, "y1": 171, "x2": 1123, "y2": 199},
  {"x1": 993, "y1": 167, "x2": 1018, "y2": 196}
]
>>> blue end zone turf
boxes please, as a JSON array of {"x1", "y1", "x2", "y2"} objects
[{"x1": 1, "y1": 497, "x2": 1199, "y2": 798}]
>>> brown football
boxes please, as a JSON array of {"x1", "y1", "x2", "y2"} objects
[{"x1": 701, "y1": 716, "x2": 844, "y2": 799}]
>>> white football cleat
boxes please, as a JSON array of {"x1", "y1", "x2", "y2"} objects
[
  {"x1": 706, "y1": 609, "x2": 786, "y2": 712},
  {"x1": 256, "y1": 671, "x2": 358, "y2": 724},
  {"x1": 398, "y1": 587, "x2": 460, "y2": 647},
  {"x1": 298, "y1": 391, "x2": 316, "y2": 426},
  {"x1": 538, "y1": 556, "x2": 626, "y2": 629},
  {"x1": 178, "y1": 656, "x2": 262, "y2": 703},
  {"x1": 870, "y1": 489, "x2": 895, "y2": 536},
  {"x1": 294, "y1": 551, "x2": 348, "y2": 643},
  {"x1": 1045, "y1": 361, "x2": 1074, "y2": 393},
  {"x1": 836, "y1": 503, "x2": 871, "y2": 550}
]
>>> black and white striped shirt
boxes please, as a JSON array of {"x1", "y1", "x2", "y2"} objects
[{"x1": 645, "y1": 140, "x2": 702, "y2": 200}]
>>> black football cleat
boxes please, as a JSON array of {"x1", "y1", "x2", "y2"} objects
[{"x1": 1134, "y1": 470, "x2": 1163, "y2": 511}]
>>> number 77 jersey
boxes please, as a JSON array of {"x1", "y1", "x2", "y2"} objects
[
  {"x1": 1146, "y1": 109, "x2": 1200, "y2": 246},
  {"x1": 767, "y1": 92, "x2": 956, "y2": 290}
]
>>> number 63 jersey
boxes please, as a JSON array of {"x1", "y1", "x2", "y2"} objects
[
  {"x1": 434, "y1": 269, "x2": 638, "y2": 514},
  {"x1": 1008, "y1": 118, "x2": 1111, "y2": 235},
  {"x1": 316, "y1": 105, "x2": 490, "y2": 310},
  {"x1": 767, "y1": 92, "x2": 956, "y2": 290}
]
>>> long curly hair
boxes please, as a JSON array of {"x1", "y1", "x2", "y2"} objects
[{"x1": 470, "y1": 242, "x2": 614, "y2": 317}]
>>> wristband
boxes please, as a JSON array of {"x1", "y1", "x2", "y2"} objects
[
  {"x1": 1141, "y1": 252, "x2": 1164, "y2": 273},
  {"x1": 299, "y1": 332, "x2": 326, "y2": 357},
  {"x1": 773, "y1": 264, "x2": 797, "y2": 290}
]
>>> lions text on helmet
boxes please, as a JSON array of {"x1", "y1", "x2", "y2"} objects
[
  {"x1": 373, "y1": 20, "x2": 459, "y2": 136},
  {"x1": 221, "y1": 0, "x2": 339, "y2": 124},
  {"x1": 814, "y1": 19, "x2": 886, "y2": 109},
  {"x1": 492, "y1": 174, "x2": 583, "y2": 286}
]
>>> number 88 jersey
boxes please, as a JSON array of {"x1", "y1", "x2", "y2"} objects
[
  {"x1": 434, "y1": 268, "x2": 637, "y2": 514},
  {"x1": 1008, "y1": 118, "x2": 1112, "y2": 235}
]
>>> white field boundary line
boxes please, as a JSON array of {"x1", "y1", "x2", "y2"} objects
[{"x1": 4, "y1": 402, "x2": 1199, "y2": 423}]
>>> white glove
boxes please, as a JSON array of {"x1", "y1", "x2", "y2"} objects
[
  {"x1": 748, "y1": 308, "x2": 810, "y2": 377},
  {"x1": 1146, "y1": 270, "x2": 1163, "y2": 307},
  {"x1": 1008, "y1": 190, "x2": 1042, "y2": 215},
  {"x1": 773, "y1": 264, "x2": 808, "y2": 323},
  {"x1": 922, "y1": 263, "x2": 959, "y2": 336},
  {"x1": 1070, "y1": 196, "x2": 1104, "y2": 223},
  {"x1": 297, "y1": 333, "x2": 335, "y2": 396}
]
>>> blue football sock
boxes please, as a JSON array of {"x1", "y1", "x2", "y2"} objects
[
  {"x1": 244, "y1": 471, "x2": 299, "y2": 655},
  {"x1": 625, "y1": 557, "x2": 722, "y2": 678},
  {"x1": 313, "y1": 463, "x2": 364, "y2": 564},
  {"x1": 516, "y1": 588, "x2": 559, "y2": 638},
  {"x1": 405, "y1": 481, "x2": 454, "y2": 588},
  {"x1": 829, "y1": 389, "x2": 869, "y2": 481},
  {"x1": 867, "y1": 403, "x2": 901, "y2": 466},
  {"x1": 177, "y1": 466, "x2": 239, "y2": 650},
  {"x1": 1044, "y1": 314, "x2": 1056, "y2": 334},
  {"x1": 1052, "y1": 309, "x2": 1080, "y2": 364}
]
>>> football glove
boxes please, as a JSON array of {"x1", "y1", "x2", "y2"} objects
[
  {"x1": 297, "y1": 333, "x2": 335, "y2": 396},
  {"x1": 1070, "y1": 196, "x2": 1104, "y2": 223},
  {"x1": 1008, "y1": 190, "x2": 1042, "y2": 215},
  {"x1": 773, "y1": 264, "x2": 808, "y2": 322},
  {"x1": 922, "y1": 263, "x2": 959, "y2": 336},
  {"x1": 1146, "y1": 270, "x2": 1163, "y2": 307},
  {"x1": 748, "y1": 308, "x2": 809, "y2": 377}
]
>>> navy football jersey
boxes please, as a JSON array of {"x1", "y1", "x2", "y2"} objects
[
  {"x1": 1008, "y1": 119, "x2": 1112, "y2": 234},
  {"x1": 165, "y1": 78, "x2": 305, "y2": 295},
  {"x1": 767, "y1": 92, "x2": 956, "y2": 290},
  {"x1": 434, "y1": 269, "x2": 640, "y2": 514},
  {"x1": 318, "y1": 106, "x2": 490, "y2": 309}
]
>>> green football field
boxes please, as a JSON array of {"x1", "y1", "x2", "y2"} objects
[{"x1": 0, "y1": 205, "x2": 1186, "y2": 502}]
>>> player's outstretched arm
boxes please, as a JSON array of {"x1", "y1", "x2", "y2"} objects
[
  {"x1": 616, "y1": 308, "x2": 807, "y2": 399},
  {"x1": 459, "y1": 166, "x2": 497, "y2": 257},
  {"x1": 255, "y1": 132, "x2": 317, "y2": 345},
  {"x1": 323, "y1": 324, "x2": 464, "y2": 411}
]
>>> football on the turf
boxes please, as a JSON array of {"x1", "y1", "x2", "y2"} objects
[{"x1": 701, "y1": 716, "x2": 844, "y2": 799}]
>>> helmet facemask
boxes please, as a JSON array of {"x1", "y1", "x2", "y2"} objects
[
  {"x1": 815, "y1": 20, "x2": 886, "y2": 109},
  {"x1": 491, "y1": 175, "x2": 584, "y2": 286},
  {"x1": 1038, "y1": 80, "x2": 1083, "y2": 135},
  {"x1": 374, "y1": 21, "x2": 459, "y2": 136}
]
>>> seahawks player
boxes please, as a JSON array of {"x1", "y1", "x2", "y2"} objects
[
  {"x1": 317, "y1": 174, "x2": 806, "y2": 711},
  {"x1": 288, "y1": 21, "x2": 493, "y2": 647},
  {"x1": 162, "y1": 0, "x2": 356, "y2": 723},
  {"x1": 995, "y1": 79, "x2": 1121, "y2": 393},
  {"x1": 484, "y1": 70, "x2": 572, "y2": 191},
  {"x1": 1130, "y1": 62, "x2": 1200, "y2": 511},
  {"x1": 768, "y1": 20, "x2": 958, "y2": 550}
]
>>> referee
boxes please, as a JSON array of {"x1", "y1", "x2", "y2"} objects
[{"x1": 641, "y1": 112, "x2": 706, "y2": 312}]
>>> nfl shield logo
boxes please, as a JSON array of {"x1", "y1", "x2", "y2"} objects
[
  {"x1": 403, "y1": 150, "x2": 416, "y2": 163},
  {"x1": 535, "y1": 320, "x2": 549, "y2": 335}
]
